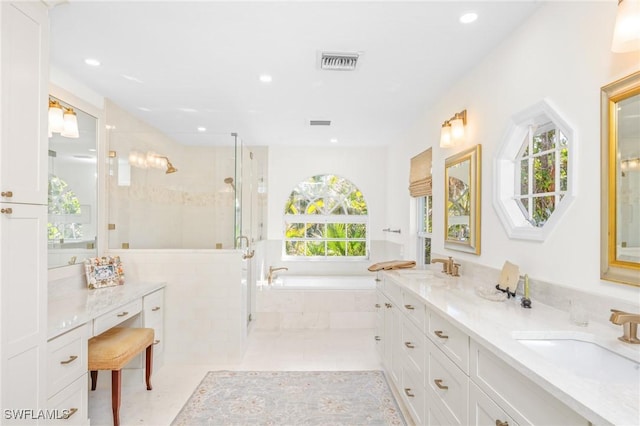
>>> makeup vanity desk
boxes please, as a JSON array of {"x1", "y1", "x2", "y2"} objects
[{"x1": 47, "y1": 282, "x2": 166, "y2": 425}]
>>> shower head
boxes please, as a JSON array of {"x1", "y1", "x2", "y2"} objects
[
  {"x1": 161, "y1": 157, "x2": 178, "y2": 174},
  {"x1": 224, "y1": 177, "x2": 236, "y2": 191}
]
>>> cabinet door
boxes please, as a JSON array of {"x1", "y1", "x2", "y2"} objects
[
  {"x1": 1, "y1": 203, "x2": 47, "y2": 420},
  {"x1": 0, "y1": 1, "x2": 49, "y2": 205},
  {"x1": 143, "y1": 289, "x2": 165, "y2": 366}
]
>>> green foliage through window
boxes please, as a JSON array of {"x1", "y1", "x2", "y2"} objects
[
  {"x1": 48, "y1": 175, "x2": 83, "y2": 241},
  {"x1": 284, "y1": 174, "x2": 368, "y2": 258},
  {"x1": 516, "y1": 124, "x2": 569, "y2": 227}
]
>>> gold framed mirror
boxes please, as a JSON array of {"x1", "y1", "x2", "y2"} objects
[
  {"x1": 445, "y1": 144, "x2": 481, "y2": 254},
  {"x1": 601, "y1": 71, "x2": 640, "y2": 286}
]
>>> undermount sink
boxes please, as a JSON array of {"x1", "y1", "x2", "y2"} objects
[{"x1": 514, "y1": 334, "x2": 640, "y2": 384}]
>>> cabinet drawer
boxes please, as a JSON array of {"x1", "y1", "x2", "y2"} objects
[
  {"x1": 47, "y1": 324, "x2": 89, "y2": 398},
  {"x1": 143, "y1": 288, "x2": 164, "y2": 327},
  {"x1": 427, "y1": 340, "x2": 469, "y2": 426},
  {"x1": 429, "y1": 311, "x2": 469, "y2": 373},
  {"x1": 46, "y1": 374, "x2": 88, "y2": 425},
  {"x1": 383, "y1": 278, "x2": 403, "y2": 306},
  {"x1": 93, "y1": 299, "x2": 142, "y2": 336},
  {"x1": 401, "y1": 364, "x2": 425, "y2": 426},
  {"x1": 401, "y1": 318, "x2": 426, "y2": 381},
  {"x1": 401, "y1": 290, "x2": 427, "y2": 332},
  {"x1": 470, "y1": 340, "x2": 588, "y2": 426},
  {"x1": 470, "y1": 381, "x2": 518, "y2": 426}
]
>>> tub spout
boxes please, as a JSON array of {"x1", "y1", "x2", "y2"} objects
[{"x1": 268, "y1": 266, "x2": 288, "y2": 285}]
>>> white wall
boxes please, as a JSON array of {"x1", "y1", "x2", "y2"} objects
[{"x1": 390, "y1": 2, "x2": 640, "y2": 302}]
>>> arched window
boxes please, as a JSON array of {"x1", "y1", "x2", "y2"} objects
[{"x1": 283, "y1": 174, "x2": 368, "y2": 259}]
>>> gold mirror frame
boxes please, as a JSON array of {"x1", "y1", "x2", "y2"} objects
[
  {"x1": 601, "y1": 71, "x2": 640, "y2": 286},
  {"x1": 444, "y1": 144, "x2": 481, "y2": 254}
]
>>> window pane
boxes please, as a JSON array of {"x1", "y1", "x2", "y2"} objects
[
  {"x1": 520, "y1": 159, "x2": 529, "y2": 195},
  {"x1": 347, "y1": 190, "x2": 368, "y2": 214},
  {"x1": 306, "y1": 241, "x2": 325, "y2": 256},
  {"x1": 424, "y1": 237, "x2": 431, "y2": 264},
  {"x1": 327, "y1": 241, "x2": 346, "y2": 256},
  {"x1": 305, "y1": 199, "x2": 325, "y2": 214},
  {"x1": 532, "y1": 195, "x2": 555, "y2": 226},
  {"x1": 559, "y1": 130, "x2": 568, "y2": 148},
  {"x1": 426, "y1": 196, "x2": 432, "y2": 234},
  {"x1": 533, "y1": 128, "x2": 554, "y2": 154},
  {"x1": 533, "y1": 152, "x2": 555, "y2": 194},
  {"x1": 326, "y1": 223, "x2": 346, "y2": 238},
  {"x1": 306, "y1": 223, "x2": 325, "y2": 238},
  {"x1": 560, "y1": 148, "x2": 568, "y2": 191},
  {"x1": 447, "y1": 224, "x2": 469, "y2": 240},
  {"x1": 285, "y1": 241, "x2": 305, "y2": 256},
  {"x1": 285, "y1": 194, "x2": 307, "y2": 214},
  {"x1": 347, "y1": 223, "x2": 366, "y2": 238},
  {"x1": 285, "y1": 223, "x2": 305, "y2": 238},
  {"x1": 348, "y1": 241, "x2": 366, "y2": 256}
]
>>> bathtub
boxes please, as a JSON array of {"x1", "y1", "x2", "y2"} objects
[
  {"x1": 255, "y1": 275, "x2": 377, "y2": 330},
  {"x1": 268, "y1": 275, "x2": 375, "y2": 290}
]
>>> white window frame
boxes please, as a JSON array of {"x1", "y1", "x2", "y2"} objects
[
  {"x1": 282, "y1": 176, "x2": 369, "y2": 260},
  {"x1": 493, "y1": 99, "x2": 577, "y2": 241}
]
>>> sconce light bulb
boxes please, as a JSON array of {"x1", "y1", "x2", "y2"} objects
[
  {"x1": 450, "y1": 117, "x2": 465, "y2": 140},
  {"x1": 612, "y1": 0, "x2": 640, "y2": 52},
  {"x1": 440, "y1": 123, "x2": 452, "y2": 148},
  {"x1": 48, "y1": 100, "x2": 64, "y2": 134},
  {"x1": 61, "y1": 108, "x2": 79, "y2": 138}
]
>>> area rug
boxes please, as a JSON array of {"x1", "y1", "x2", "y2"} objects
[{"x1": 171, "y1": 370, "x2": 406, "y2": 426}]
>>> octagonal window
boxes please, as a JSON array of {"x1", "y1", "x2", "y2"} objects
[{"x1": 494, "y1": 100, "x2": 576, "y2": 241}]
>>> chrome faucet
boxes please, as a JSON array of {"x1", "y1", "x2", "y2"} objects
[
  {"x1": 267, "y1": 266, "x2": 288, "y2": 285},
  {"x1": 610, "y1": 309, "x2": 640, "y2": 344},
  {"x1": 431, "y1": 256, "x2": 460, "y2": 276},
  {"x1": 236, "y1": 235, "x2": 249, "y2": 249}
]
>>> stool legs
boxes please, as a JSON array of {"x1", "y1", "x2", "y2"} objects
[
  {"x1": 111, "y1": 370, "x2": 122, "y2": 426},
  {"x1": 145, "y1": 344, "x2": 153, "y2": 390},
  {"x1": 90, "y1": 370, "x2": 98, "y2": 391}
]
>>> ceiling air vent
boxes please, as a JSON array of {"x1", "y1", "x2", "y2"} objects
[
  {"x1": 310, "y1": 120, "x2": 331, "y2": 126},
  {"x1": 320, "y1": 52, "x2": 359, "y2": 71}
]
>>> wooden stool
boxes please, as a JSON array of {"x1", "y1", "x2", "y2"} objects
[{"x1": 88, "y1": 327, "x2": 154, "y2": 426}]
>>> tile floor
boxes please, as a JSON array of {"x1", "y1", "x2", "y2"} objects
[{"x1": 88, "y1": 328, "x2": 386, "y2": 426}]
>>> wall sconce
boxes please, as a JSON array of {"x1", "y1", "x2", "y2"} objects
[
  {"x1": 612, "y1": 0, "x2": 640, "y2": 52},
  {"x1": 440, "y1": 109, "x2": 467, "y2": 148},
  {"x1": 621, "y1": 156, "x2": 640, "y2": 176},
  {"x1": 48, "y1": 98, "x2": 79, "y2": 138}
]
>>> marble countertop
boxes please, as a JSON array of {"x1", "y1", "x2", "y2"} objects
[
  {"x1": 48, "y1": 281, "x2": 166, "y2": 340},
  {"x1": 383, "y1": 268, "x2": 640, "y2": 426}
]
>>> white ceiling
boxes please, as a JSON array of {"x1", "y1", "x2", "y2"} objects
[{"x1": 49, "y1": 1, "x2": 541, "y2": 147}]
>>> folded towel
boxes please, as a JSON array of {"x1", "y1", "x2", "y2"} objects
[{"x1": 368, "y1": 260, "x2": 416, "y2": 272}]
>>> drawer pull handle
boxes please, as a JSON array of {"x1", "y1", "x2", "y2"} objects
[
  {"x1": 374, "y1": 278, "x2": 381, "y2": 282},
  {"x1": 385, "y1": 303, "x2": 392, "y2": 309},
  {"x1": 495, "y1": 421, "x2": 509, "y2": 426},
  {"x1": 375, "y1": 336, "x2": 381, "y2": 341},
  {"x1": 152, "y1": 306, "x2": 161, "y2": 311},
  {"x1": 403, "y1": 388, "x2": 415, "y2": 398},
  {"x1": 63, "y1": 408, "x2": 78, "y2": 419},
  {"x1": 404, "y1": 304, "x2": 415, "y2": 310},
  {"x1": 434, "y1": 379, "x2": 448, "y2": 390},
  {"x1": 375, "y1": 304, "x2": 381, "y2": 308},
  {"x1": 60, "y1": 355, "x2": 78, "y2": 365},
  {"x1": 404, "y1": 341, "x2": 415, "y2": 349},
  {"x1": 434, "y1": 330, "x2": 449, "y2": 339},
  {"x1": 1, "y1": 191, "x2": 13, "y2": 198},
  {"x1": 1, "y1": 208, "x2": 12, "y2": 214},
  {"x1": 153, "y1": 339, "x2": 161, "y2": 345},
  {"x1": 117, "y1": 311, "x2": 129, "y2": 317}
]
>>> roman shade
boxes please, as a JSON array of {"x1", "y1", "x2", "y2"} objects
[{"x1": 409, "y1": 149, "x2": 432, "y2": 197}]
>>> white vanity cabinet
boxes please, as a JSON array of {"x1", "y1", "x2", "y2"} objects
[
  {"x1": 0, "y1": 1, "x2": 49, "y2": 422},
  {"x1": 378, "y1": 273, "x2": 589, "y2": 426},
  {"x1": 143, "y1": 288, "x2": 165, "y2": 368},
  {"x1": 46, "y1": 324, "x2": 89, "y2": 425}
]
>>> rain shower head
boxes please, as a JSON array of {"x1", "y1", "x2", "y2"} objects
[{"x1": 224, "y1": 177, "x2": 235, "y2": 191}]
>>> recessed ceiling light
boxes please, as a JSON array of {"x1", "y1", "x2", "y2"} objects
[
  {"x1": 138, "y1": 107, "x2": 151, "y2": 112},
  {"x1": 460, "y1": 12, "x2": 478, "y2": 24},
  {"x1": 179, "y1": 107, "x2": 197, "y2": 113},
  {"x1": 330, "y1": 138, "x2": 338, "y2": 144},
  {"x1": 259, "y1": 74, "x2": 273, "y2": 83},
  {"x1": 88, "y1": 148, "x2": 96, "y2": 152},
  {"x1": 84, "y1": 58, "x2": 101, "y2": 67},
  {"x1": 197, "y1": 127, "x2": 206, "y2": 132}
]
